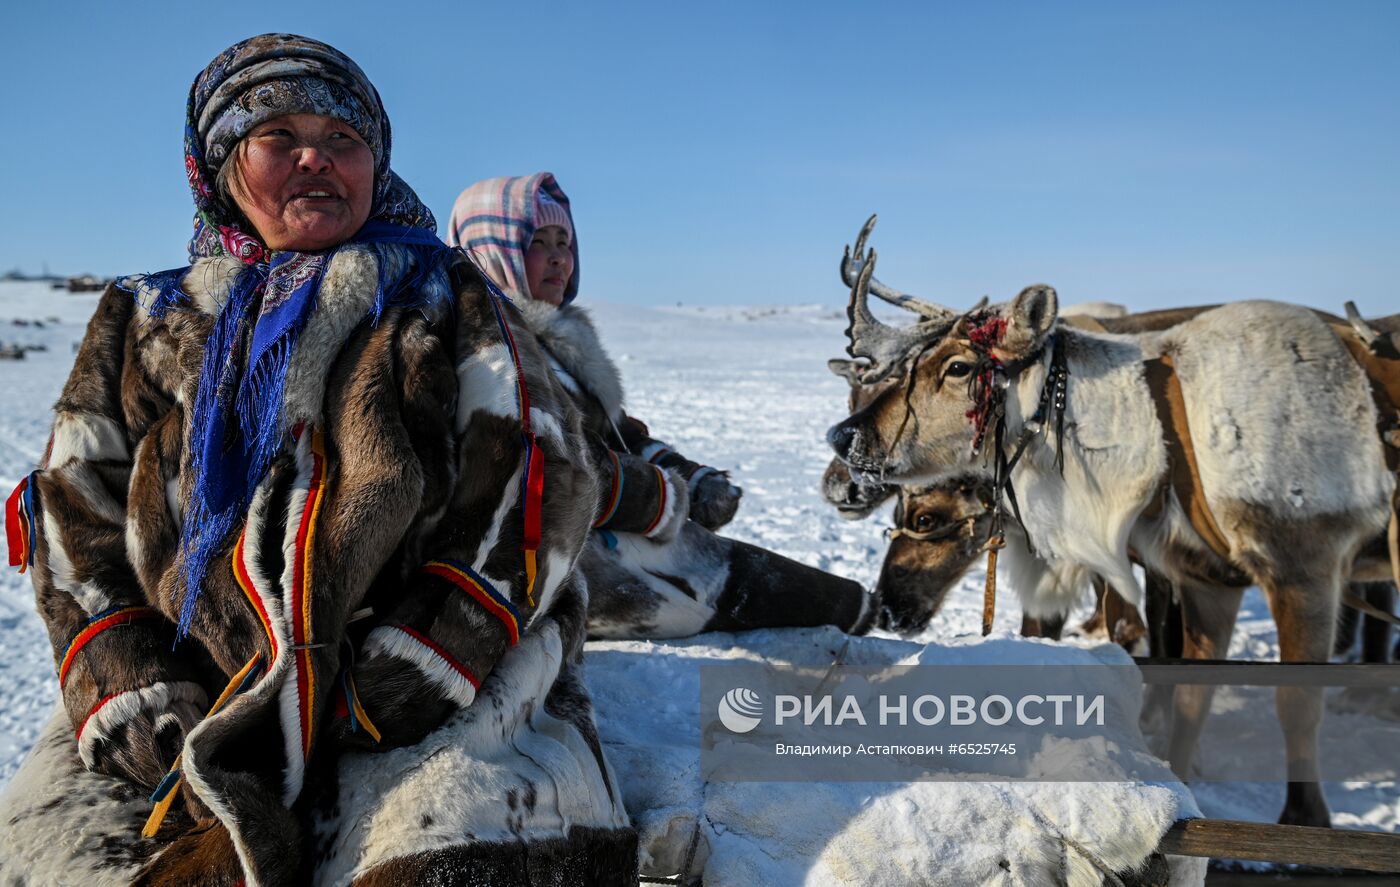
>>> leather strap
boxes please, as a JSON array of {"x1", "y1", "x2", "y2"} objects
[{"x1": 1142, "y1": 353, "x2": 1234, "y2": 561}]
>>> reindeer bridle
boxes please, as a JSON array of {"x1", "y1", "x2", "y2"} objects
[
  {"x1": 837, "y1": 217, "x2": 1072, "y2": 619},
  {"x1": 887, "y1": 510, "x2": 990, "y2": 544},
  {"x1": 843, "y1": 272, "x2": 1069, "y2": 549}
]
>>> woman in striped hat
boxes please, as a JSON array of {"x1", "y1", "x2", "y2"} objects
[
  {"x1": 449, "y1": 174, "x2": 874, "y2": 640},
  {"x1": 0, "y1": 36, "x2": 635, "y2": 885}
]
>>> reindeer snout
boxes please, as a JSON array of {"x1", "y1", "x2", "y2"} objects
[{"x1": 827, "y1": 420, "x2": 858, "y2": 459}]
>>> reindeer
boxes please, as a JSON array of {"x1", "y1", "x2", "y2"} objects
[
  {"x1": 826, "y1": 224, "x2": 1400, "y2": 828},
  {"x1": 822, "y1": 223, "x2": 1173, "y2": 643}
]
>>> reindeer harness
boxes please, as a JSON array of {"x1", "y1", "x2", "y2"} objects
[{"x1": 953, "y1": 316, "x2": 1072, "y2": 635}]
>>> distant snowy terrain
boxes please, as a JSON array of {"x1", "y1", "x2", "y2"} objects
[{"x1": 0, "y1": 282, "x2": 1396, "y2": 876}]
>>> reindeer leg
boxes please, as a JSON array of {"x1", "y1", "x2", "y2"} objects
[
  {"x1": 1141, "y1": 574, "x2": 1187, "y2": 749},
  {"x1": 1361, "y1": 582, "x2": 1395, "y2": 664},
  {"x1": 1075, "y1": 577, "x2": 1109, "y2": 638},
  {"x1": 1144, "y1": 570, "x2": 1185, "y2": 659},
  {"x1": 1021, "y1": 611, "x2": 1066, "y2": 640},
  {"x1": 1333, "y1": 588, "x2": 1361, "y2": 657},
  {"x1": 1261, "y1": 575, "x2": 1337, "y2": 828},
  {"x1": 1167, "y1": 584, "x2": 1243, "y2": 780}
]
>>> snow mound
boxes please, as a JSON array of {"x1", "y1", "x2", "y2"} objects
[{"x1": 588, "y1": 626, "x2": 1204, "y2": 886}]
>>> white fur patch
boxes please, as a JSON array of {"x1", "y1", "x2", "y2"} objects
[
  {"x1": 640, "y1": 440, "x2": 673, "y2": 462},
  {"x1": 471, "y1": 463, "x2": 523, "y2": 575},
  {"x1": 43, "y1": 516, "x2": 112, "y2": 616},
  {"x1": 175, "y1": 258, "x2": 245, "y2": 317},
  {"x1": 526, "y1": 550, "x2": 575, "y2": 627},
  {"x1": 165, "y1": 478, "x2": 183, "y2": 529},
  {"x1": 76, "y1": 681, "x2": 207, "y2": 769},
  {"x1": 47, "y1": 412, "x2": 127, "y2": 469},
  {"x1": 364, "y1": 625, "x2": 478, "y2": 708},
  {"x1": 320, "y1": 620, "x2": 629, "y2": 883},
  {"x1": 0, "y1": 708, "x2": 154, "y2": 884},
  {"x1": 456, "y1": 342, "x2": 520, "y2": 430},
  {"x1": 1162, "y1": 301, "x2": 1393, "y2": 520},
  {"x1": 281, "y1": 247, "x2": 380, "y2": 429},
  {"x1": 243, "y1": 479, "x2": 286, "y2": 639},
  {"x1": 644, "y1": 470, "x2": 684, "y2": 539},
  {"x1": 529, "y1": 407, "x2": 565, "y2": 445},
  {"x1": 612, "y1": 522, "x2": 731, "y2": 611},
  {"x1": 546, "y1": 353, "x2": 583, "y2": 397},
  {"x1": 1000, "y1": 332, "x2": 1161, "y2": 606}
]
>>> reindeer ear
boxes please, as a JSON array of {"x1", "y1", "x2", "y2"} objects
[
  {"x1": 827, "y1": 358, "x2": 868, "y2": 384},
  {"x1": 1000, "y1": 284, "x2": 1058, "y2": 360}
]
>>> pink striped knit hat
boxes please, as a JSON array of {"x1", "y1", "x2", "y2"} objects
[{"x1": 534, "y1": 192, "x2": 573, "y2": 238}]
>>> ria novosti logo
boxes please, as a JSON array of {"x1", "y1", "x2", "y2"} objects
[{"x1": 718, "y1": 688, "x2": 764, "y2": 733}]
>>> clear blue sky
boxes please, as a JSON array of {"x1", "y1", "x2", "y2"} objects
[{"x1": 3, "y1": 1, "x2": 1398, "y2": 314}]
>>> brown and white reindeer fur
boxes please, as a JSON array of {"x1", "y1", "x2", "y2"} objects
[{"x1": 830, "y1": 266, "x2": 1398, "y2": 827}]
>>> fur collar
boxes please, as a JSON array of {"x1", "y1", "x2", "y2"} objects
[
  {"x1": 512, "y1": 299, "x2": 625, "y2": 422},
  {"x1": 129, "y1": 249, "x2": 388, "y2": 429}
]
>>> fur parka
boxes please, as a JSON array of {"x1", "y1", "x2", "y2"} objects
[
  {"x1": 511, "y1": 299, "x2": 873, "y2": 640},
  {"x1": 0, "y1": 253, "x2": 635, "y2": 885}
]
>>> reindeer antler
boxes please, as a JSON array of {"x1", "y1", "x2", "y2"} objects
[
  {"x1": 840, "y1": 215, "x2": 955, "y2": 320},
  {"x1": 844, "y1": 247, "x2": 954, "y2": 384},
  {"x1": 1344, "y1": 301, "x2": 1398, "y2": 355}
]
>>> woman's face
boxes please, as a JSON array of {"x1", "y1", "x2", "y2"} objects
[
  {"x1": 228, "y1": 114, "x2": 374, "y2": 251},
  {"x1": 524, "y1": 225, "x2": 574, "y2": 306}
]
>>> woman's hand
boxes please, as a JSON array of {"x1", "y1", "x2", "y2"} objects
[
  {"x1": 87, "y1": 695, "x2": 205, "y2": 816},
  {"x1": 689, "y1": 471, "x2": 742, "y2": 530}
]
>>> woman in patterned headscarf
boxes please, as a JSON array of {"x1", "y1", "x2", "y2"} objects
[
  {"x1": 0, "y1": 34, "x2": 635, "y2": 885},
  {"x1": 449, "y1": 174, "x2": 873, "y2": 641}
]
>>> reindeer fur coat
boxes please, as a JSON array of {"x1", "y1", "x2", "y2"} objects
[
  {"x1": 511, "y1": 299, "x2": 872, "y2": 640},
  {"x1": 0, "y1": 253, "x2": 635, "y2": 885}
]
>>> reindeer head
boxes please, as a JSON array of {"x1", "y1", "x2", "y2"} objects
[
  {"x1": 825, "y1": 221, "x2": 1059, "y2": 484},
  {"x1": 821, "y1": 356, "x2": 898, "y2": 517},
  {"x1": 875, "y1": 475, "x2": 995, "y2": 634}
]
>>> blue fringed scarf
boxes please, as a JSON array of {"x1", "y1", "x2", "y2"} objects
[{"x1": 125, "y1": 223, "x2": 452, "y2": 638}]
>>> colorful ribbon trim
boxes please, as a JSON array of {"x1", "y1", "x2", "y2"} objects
[
  {"x1": 685, "y1": 465, "x2": 718, "y2": 491},
  {"x1": 642, "y1": 466, "x2": 670, "y2": 536},
  {"x1": 421, "y1": 559, "x2": 522, "y2": 645},
  {"x1": 388, "y1": 623, "x2": 481, "y2": 690},
  {"x1": 6, "y1": 472, "x2": 38, "y2": 573},
  {"x1": 593, "y1": 449, "x2": 624, "y2": 529},
  {"x1": 232, "y1": 528, "x2": 278, "y2": 659},
  {"x1": 142, "y1": 653, "x2": 264, "y2": 839},
  {"x1": 483, "y1": 284, "x2": 544, "y2": 608},
  {"x1": 75, "y1": 693, "x2": 119, "y2": 744},
  {"x1": 290, "y1": 428, "x2": 328, "y2": 760},
  {"x1": 335, "y1": 661, "x2": 382, "y2": 743},
  {"x1": 58, "y1": 606, "x2": 161, "y2": 688}
]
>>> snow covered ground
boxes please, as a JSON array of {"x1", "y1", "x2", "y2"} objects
[{"x1": 0, "y1": 281, "x2": 1396, "y2": 873}]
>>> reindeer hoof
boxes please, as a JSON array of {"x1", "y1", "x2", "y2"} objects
[{"x1": 1278, "y1": 781, "x2": 1332, "y2": 829}]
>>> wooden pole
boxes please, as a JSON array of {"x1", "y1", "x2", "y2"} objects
[
  {"x1": 1159, "y1": 819, "x2": 1400, "y2": 874},
  {"x1": 1132, "y1": 658, "x2": 1400, "y2": 688}
]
